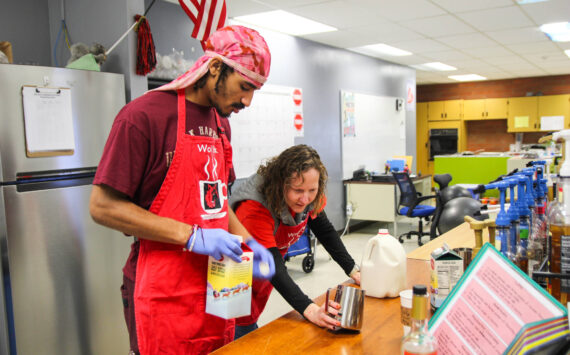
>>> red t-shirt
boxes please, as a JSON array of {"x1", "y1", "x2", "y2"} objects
[
  {"x1": 93, "y1": 90, "x2": 235, "y2": 280},
  {"x1": 235, "y1": 200, "x2": 283, "y2": 252}
]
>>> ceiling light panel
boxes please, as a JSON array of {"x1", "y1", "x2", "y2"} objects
[
  {"x1": 351, "y1": 44, "x2": 412, "y2": 57},
  {"x1": 233, "y1": 10, "x2": 337, "y2": 36},
  {"x1": 540, "y1": 22, "x2": 570, "y2": 42}
]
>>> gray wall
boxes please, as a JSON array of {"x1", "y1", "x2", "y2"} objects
[{"x1": 1, "y1": 0, "x2": 416, "y2": 230}]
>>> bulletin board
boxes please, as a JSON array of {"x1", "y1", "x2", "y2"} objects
[
  {"x1": 341, "y1": 90, "x2": 406, "y2": 179},
  {"x1": 230, "y1": 84, "x2": 301, "y2": 178}
]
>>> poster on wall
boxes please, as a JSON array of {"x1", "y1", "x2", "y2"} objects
[
  {"x1": 341, "y1": 91, "x2": 355, "y2": 137},
  {"x1": 406, "y1": 79, "x2": 416, "y2": 112}
]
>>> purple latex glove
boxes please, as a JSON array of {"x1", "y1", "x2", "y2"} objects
[
  {"x1": 187, "y1": 228, "x2": 243, "y2": 262},
  {"x1": 246, "y1": 238, "x2": 276, "y2": 280}
]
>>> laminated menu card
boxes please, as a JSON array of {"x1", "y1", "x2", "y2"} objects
[{"x1": 428, "y1": 243, "x2": 567, "y2": 355}]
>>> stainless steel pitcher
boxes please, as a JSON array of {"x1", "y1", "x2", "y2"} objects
[{"x1": 325, "y1": 284, "x2": 365, "y2": 331}]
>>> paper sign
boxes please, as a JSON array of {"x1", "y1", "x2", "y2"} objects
[
  {"x1": 514, "y1": 116, "x2": 530, "y2": 129},
  {"x1": 22, "y1": 86, "x2": 75, "y2": 157},
  {"x1": 540, "y1": 116, "x2": 564, "y2": 131},
  {"x1": 429, "y1": 244, "x2": 566, "y2": 355}
]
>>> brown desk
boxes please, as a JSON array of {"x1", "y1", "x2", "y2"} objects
[{"x1": 213, "y1": 223, "x2": 477, "y2": 354}]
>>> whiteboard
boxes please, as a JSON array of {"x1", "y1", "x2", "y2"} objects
[
  {"x1": 230, "y1": 84, "x2": 300, "y2": 178},
  {"x1": 341, "y1": 90, "x2": 406, "y2": 179}
]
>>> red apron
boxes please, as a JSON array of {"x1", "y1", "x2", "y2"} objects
[
  {"x1": 238, "y1": 216, "x2": 309, "y2": 325},
  {"x1": 134, "y1": 90, "x2": 234, "y2": 354}
]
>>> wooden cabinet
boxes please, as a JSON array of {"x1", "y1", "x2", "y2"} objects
[
  {"x1": 507, "y1": 97, "x2": 539, "y2": 132},
  {"x1": 416, "y1": 102, "x2": 429, "y2": 176},
  {"x1": 427, "y1": 100, "x2": 463, "y2": 121},
  {"x1": 464, "y1": 98, "x2": 508, "y2": 120},
  {"x1": 538, "y1": 94, "x2": 570, "y2": 129}
]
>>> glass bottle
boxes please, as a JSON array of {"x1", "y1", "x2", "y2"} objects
[{"x1": 401, "y1": 285, "x2": 437, "y2": 355}]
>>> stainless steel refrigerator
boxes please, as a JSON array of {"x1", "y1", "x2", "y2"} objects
[{"x1": 0, "y1": 65, "x2": 132, "y2": 354}]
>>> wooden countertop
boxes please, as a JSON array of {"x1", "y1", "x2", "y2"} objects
[
  {"x1": 213, "y1": 223, "x2": 479, "y2": 354},
  {"x1": 212, "y1": 259, "x2": 430, "y2": 354}
]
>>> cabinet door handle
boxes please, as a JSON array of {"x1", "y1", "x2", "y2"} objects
[{"x1": 445, "y1": 113, "x2": 447, "y2": 118}]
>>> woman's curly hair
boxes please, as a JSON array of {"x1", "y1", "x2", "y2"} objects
[{"x1": 257, "y1": 144, "x2": 327, "y2": 217}]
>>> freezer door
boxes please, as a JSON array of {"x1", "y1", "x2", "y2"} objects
[
  {"x1": 0, "y1": 65, "x2": 125, "y2": 182},
  {"x1": 1, "y1": 183, "x2": 131, "y2": 355}
]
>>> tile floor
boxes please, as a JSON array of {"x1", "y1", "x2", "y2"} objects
[{"x1": 258, "y1": 219, "x2": 430, "y2": 326}]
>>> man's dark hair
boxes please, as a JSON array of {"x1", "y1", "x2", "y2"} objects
[{"x1": 193, "y1": 62, "x2": 234, "y2": 91}]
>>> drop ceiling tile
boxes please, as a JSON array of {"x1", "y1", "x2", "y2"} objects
[
  {"x1": 443, "y1": 58, "x2": 489, "y2": 69},
  {"x1": 483, "y1": 55, "x2": 533, "y2": 66},
  {"x1": 518, "y1": 0, "x2": 570, "y2": 25},
  {"x1": 352, "y1": 0, "x2": 446, "y2": 21},
  {"x1": 227, "y1": 0, "x2": 276, "y2": 16},
  {"x1": 506, "y1": 41, "x2": 560, "y2": 54},
  {"x1": 482, "y1": 72, "x2": 517, "y2": 80},
  {"x1": 461, "y1": 45, "x2": 514, "y2": 58},
  {"x1": 301, "y1": 29, "x2": 381, "y2": 48},
  {"x1": 523, "y1": 51, "x2": 570, "y2": 64},
  {"x1": 351, "y1": 23, "x2": 425, "y2": 42},
  {"x1": 391, "y1": 38, "x2": 451, "y2": 53},
  {"x1": 400, "y1": 15, "x2": 476, "y2": 38},
  {"x1": 257, "y1": 0, "x2": 333, "y2": 9},
  {"x1": 505, "y1": 69, "x2": 549, "y2": 78},
  {"x1": 544, "y1": 67, "x2": 570, "y2": 75},
  {"x1": 435, "y1": 33, "x2": 497, "y2": 50},
  {"x1": 456, "y1": 6, "x2": 534, "y2": 32},
  {"x1": 533, "y1": 60, "x2": 570, "y2": 71},
  {"x1": 496, "y1": 61, "x2": 540, "y2": 71},
  {"x1": 431, "y1": 0, "x2": 513, "y2": 13},
  {"x1": 422, "y1": 50, "x2": 472, "y2": 61},
  {"x1": 287, "y1": 0, "x2": 381, "y2": 29},
  {"x1": 486, "y1": 27, "x2": 549, "y2": 45}
]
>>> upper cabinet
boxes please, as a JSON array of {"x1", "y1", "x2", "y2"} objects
[
  {"x1": 507, "y1": 97, "x2": 538, "y2": 132},
  {"x1": 427, "y1": 100, "x2": 463, "y2": 121},
  {"x1": 416, "y1": 102, "x2": 429, "y2": 176},
  {"x1": 538, "y1": 94, "x2": 570, "y2": 129},
  {"x1": 507, "y1": 95, "x2": 570, "y2": 132},
  {"x1": 464, "y1": 98, "x2": 508, "y2": 120}
]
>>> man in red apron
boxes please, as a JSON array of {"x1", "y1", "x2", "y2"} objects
[
  {"x1": 229, "y1": 145, "x2": 361, "y2": 339},
  {"x1": 90, "y1": 25, "x2": 275, "y2": 355}
]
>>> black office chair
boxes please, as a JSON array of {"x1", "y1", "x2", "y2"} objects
[{"x1": 393, "y1": 172, "x2": 437, "y2": 246}]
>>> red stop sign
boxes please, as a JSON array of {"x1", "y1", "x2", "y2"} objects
[
  {"x1": 293, "y1": 89, "x2": 302, "y2": 106},
  {"x1": 294, "y1": 114, "x2": 303, "y2": 130}
]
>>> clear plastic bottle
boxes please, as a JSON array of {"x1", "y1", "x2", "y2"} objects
[
  {"x1": 401, "y1": 285, "x2": 437, "y2": 355},
  {"x1": 549, "y1": 130, "x2": 570, "y2": 304}
]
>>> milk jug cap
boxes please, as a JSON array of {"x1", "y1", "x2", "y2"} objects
[{"x1": 378, "y1": 228, "x2": 389, "y2": 235}]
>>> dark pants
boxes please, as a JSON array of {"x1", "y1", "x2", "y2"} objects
[
  {"x1": 234, "y1": 323, "x2": 259, "y2": 340},
  {"x1": 121, "y1": 275, "x2": 140, "y2": 355}
]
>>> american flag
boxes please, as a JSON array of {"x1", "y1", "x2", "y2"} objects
[{"x1": 179, "y1": 0, "x2": 227, "y2": 43}]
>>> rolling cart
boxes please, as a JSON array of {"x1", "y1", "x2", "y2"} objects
[{"x1": 284, "y1": 227, "x2": 317, "y2": 273}]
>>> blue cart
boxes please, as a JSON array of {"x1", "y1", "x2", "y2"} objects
[{"x1": 284, "y1": 227, "x2": 317, "y2": 273}]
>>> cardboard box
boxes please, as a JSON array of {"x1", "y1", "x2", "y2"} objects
[
  {"x1": 430, "y1": 244, "x2": 463, "y2": 311},
  {"x1": 206, "y1": 243, "x2": 253, "y2": 319}
]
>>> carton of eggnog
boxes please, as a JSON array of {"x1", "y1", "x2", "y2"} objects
[
  {"x1": 430, "y1": 243, "x2": 463, "y2": 312},
  {"x1": 205, "y1": 236, "x2": 253, "y2": 319}
]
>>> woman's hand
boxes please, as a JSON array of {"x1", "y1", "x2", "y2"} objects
[
  {"x1": 350, "y1": 271, "x2": 361, "y2": 285},
  {"x1": 302, "y1": 301, "x2": 341, "y2": 330}
]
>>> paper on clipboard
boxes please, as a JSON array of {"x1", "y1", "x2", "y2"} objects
[
  {"x1": 428, "y1": 243, "x2": 566, "y2": 355},
  {"x1": 22, "y1": 86, "x2": 75, "y2": 157}
]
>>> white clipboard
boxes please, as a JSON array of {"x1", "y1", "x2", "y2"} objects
[{"x1": 22, "y1": 85, "x2": 75, "y2": 157}]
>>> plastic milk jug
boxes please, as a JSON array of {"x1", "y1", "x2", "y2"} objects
[
  {"x1": 205, "y1": 235, "x2": 253, "y2": 319},
  {"x1": 360, "y1": 229, "x2": 407, "y2": 298}
]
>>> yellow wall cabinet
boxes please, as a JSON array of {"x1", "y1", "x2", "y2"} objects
[
  {"x1": 427, "y1": 100, "x2": 463, "y2": 121},
  {"x1": 507, "y1": 97, "x2": 539, "y2": 132},
  {"x1": 416, "y1": 102, "x2": 429, "y2": 176},
  {"x1": 464, "y1": 98, "x2": 508, "y2": 120},
  {"x1": 538, "y1": 94, "x2": 570, "y2": 129}
]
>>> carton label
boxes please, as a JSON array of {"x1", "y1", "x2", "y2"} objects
[{"x1": 206, "y1": 249, "x2": 253, "y2": 319}]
